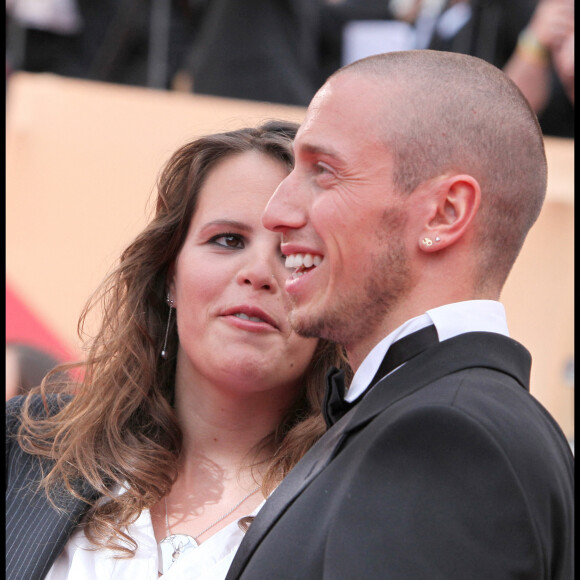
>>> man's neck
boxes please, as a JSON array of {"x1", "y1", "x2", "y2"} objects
[{"x1": 343, "y1": 300, "x2": 508, "y2": 402}]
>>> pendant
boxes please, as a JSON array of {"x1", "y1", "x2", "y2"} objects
[{"x1": 159, "y1": 533, "x2": 198, "y2": 574}]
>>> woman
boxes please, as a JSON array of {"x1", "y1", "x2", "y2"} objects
[{"x1": 6, "y1": 121, "x2": 350, "y2": 579}]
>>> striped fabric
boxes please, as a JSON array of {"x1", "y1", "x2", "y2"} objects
[{"x1": 6, "y1": 396, "x2": 98, "y2": 580}]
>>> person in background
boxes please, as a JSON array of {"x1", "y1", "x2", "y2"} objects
[
  {"x1": 503, "y1": 0, "x2": 573, "y2": 121},
  {"x1": 551, "y1": 28, "x2": 573, "y2": 103},
  {"x1": 6, "y1": 120, "x2": 350, "y2": 580},
  {"x1": 225, "y1": 50, "x2": 574, "y2": 579},
  {"x1": 5, "y1": 342, "x2": 61, "y2": 400},
  {"x1": 428, "y1": 0, "x2": 574, "y2": 137},
  {"x1": 319, "y1": 0, "x2": 574, "y2": 136},
  {"x1": 183, "y1": 0, "x2": 321, "y2": 106}
]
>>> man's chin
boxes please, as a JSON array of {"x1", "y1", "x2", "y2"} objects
[
  {"x1": 289, "y1": 309, "x2": 338, "y2": 342},
  {"x1": 289, "y1": 309, "x2": 322, "y2": 339}
]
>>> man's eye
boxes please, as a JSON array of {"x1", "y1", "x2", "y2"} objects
[
  {"x1": 314, "y1": 162, "x2": 336, "y2": 187},
  {"x1": 210, "y1": 234, "x2": 244, "y2": 249},
  {"x1": 315, "y1": 162, "x2": 333, "y2": 174}
]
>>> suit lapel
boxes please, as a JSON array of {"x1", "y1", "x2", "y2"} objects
[
  {"x1": 228, "y1": 410, "x2": 351, "y2": 575},
  {"x1": 226, "y1": 332, "x2": 530, "y2": 579},
  {"x1": 343, "y1": 332, "x2": 530, "y2": 437},
  {"x1": 6, "y1": 478, "x2": 92, "y2": 580},
  {"x1": 6, "y1": 408, "x2": 98, "y2": 580}
]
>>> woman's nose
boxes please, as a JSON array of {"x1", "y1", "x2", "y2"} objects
[{"x1": 236, "y1": 255, "x2": 278, "y2": 291}]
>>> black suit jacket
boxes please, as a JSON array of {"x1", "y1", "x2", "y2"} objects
[
  {"x1": 191, "y1": 0, "x2": 321, "y2": 106},
  {"x1": 6, "y1": 395, "x2": 98, "y2": 580},
  {"x1": 226, "y1": 332, "x2": 574, "y2": 579}
]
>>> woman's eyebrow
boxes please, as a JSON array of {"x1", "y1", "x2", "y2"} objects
[{"x1": 199, "y1": 219, "x2": 253, "y2": 233}]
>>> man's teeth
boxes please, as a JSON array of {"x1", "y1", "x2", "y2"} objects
[
  {"x1": 285, "y1": 253, "x2": 322, "y2": 269},
  {"x1": 234, "y1": 313, "x2": 264, "y2": 323}
]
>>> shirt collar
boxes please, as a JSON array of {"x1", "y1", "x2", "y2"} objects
[{"x1": 344, "y1": 300, "x2": 509, "y2": 402}]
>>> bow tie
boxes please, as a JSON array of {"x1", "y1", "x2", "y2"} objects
[{"x1": 323, "y1": 325, "x2": 439, "y2": 427}]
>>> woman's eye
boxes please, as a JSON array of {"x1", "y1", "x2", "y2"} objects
[{"x1": 211, "y1": 234, "x2": 244, "y2": 249}]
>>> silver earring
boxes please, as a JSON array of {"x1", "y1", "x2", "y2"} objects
[
  {"x1": 435, "y1": 235, "x2": 441, "y2": 243},
  {"x1": 422, "y1": 237, "x2": 433, "y2": 247},
  {"x1": 161, "y1": 294, "x2": 174, "y2": 359}
]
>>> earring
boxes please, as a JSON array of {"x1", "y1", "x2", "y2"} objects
[
  {"x1": 435, "y1": 235, "x2": 441, "y2": 243},
  {"x1": 422, "y1": 237, "x2": 433, "y2": 247},
  {"x1": 161, "y1": 294, "x2": 174, "y2": 359}
]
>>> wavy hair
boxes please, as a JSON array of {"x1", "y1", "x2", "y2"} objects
[{"x1": 16, "y1": 120, "x2": 351, "y2": 556}]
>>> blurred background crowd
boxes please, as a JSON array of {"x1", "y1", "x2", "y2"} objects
[{"x1": 5, "y1": 0, "x2": 574, "y2": 138}]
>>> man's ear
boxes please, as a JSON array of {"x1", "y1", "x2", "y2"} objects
[{"x1": 418, "y1": 174, "x2": 480, "y2": 252}]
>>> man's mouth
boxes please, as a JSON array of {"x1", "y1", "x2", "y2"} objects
[{"x1": 285, "y1": 253, "x2": 323, "y2": 278}]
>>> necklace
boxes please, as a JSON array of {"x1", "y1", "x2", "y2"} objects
[{"x1": 158, "y1": 486, "x2": 261, "y2": 574}]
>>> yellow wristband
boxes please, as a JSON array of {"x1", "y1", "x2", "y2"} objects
[{"x1": 516, "y1": 28, "x2": 550, "y2": 65}]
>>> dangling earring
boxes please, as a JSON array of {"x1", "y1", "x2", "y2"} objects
[{"x1": 161, "y1": 294, "x2": 174, "y2": 359}]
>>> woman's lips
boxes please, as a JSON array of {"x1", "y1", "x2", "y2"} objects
[{"x1": 220, "y1": 306, "x2": 279, "y2": 330}]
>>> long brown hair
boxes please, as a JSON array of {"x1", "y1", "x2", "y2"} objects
[{"x1": 15, "y1": 120, "x2": 351, "y2": 556}]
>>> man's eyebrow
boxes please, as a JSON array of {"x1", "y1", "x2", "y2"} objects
[{"x1": 296, "y1": 142, "x2": 345, "y2": 164}]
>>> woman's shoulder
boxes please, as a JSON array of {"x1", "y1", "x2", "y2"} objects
[{"x1": 6, "y1": 393, "x2": 73, "y2": 436}]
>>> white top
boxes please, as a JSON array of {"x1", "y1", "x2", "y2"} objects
[
  {"x1": 345, "y1": 300, "x2": 510, "y2": 402},
  {"x1": 45, "y1": 499, "x2": 266, "y2": 580}
]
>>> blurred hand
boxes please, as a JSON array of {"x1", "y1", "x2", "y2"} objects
[
  {"x1": 552, "y1": 32, "x2": 574, "y2": 103},
  {"x1": 528, "y1": 0, "x2": 574, "y2": 53}
]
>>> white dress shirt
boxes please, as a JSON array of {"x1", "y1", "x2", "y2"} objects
[
  {"x1": 345, "y1": 300, "x2": 510, "y2": 403},
  {"x1": 45, "y1": 499, "x2": 266, "y2": 579}
]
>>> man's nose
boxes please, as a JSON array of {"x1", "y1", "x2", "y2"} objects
[{"x1": 263, "y1": 172, "x2": 307, "y2": 233}]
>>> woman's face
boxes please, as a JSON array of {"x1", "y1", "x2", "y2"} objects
[{"x1": 169, "y1": 150, "x2": 318, "y2": 399}]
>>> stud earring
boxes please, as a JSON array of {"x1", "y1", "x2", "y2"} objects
[
  {"x1": 422, "y1": 237, "x2": 433, "y2": 247},
  {"x1": 435, "y1": 235, "x2": 441, "y2": 243},
  {"x1": 161, "y1": 294, "x2": 174, "y2": 359}
]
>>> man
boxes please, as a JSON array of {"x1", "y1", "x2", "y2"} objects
[{"x1": 226, "y1": 50, "x2": 574, "y2": 579}]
